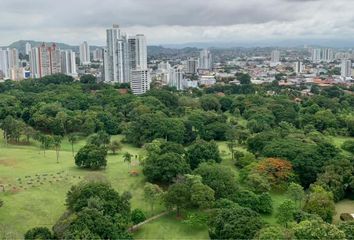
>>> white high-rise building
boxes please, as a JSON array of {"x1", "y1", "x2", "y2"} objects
[
  {"x1": 271, "y1": 50, "x2": 280, "y2": 64},
  {"x1": 312, "y1": 48, "x2": 322, "y2": 63},
  {"x1": 168, "y1": 66, "x2": 184, "y2": 90},
  {"x1": 80, "y1": 41, "x2": 90, "y2": 65},
  {"x1": 0, "y1": 48, "x2": 10, "y2": 79},
  {"x1": 128, "y1": 34, "x2": 149, "y2": 94},
  {"x1": 322, "y1": 48, "x2": 334, "y2": 62},
  {"x1": 0, "y1": 48, "x2": 19, "y2": 79},
  {"x1": 25, "y1": 42, "x2": 32, "y2": 55},
  {"x1": 294, "y1": 61, "x2": 303, "y2": 74},
  {"x1": 61, "y1": 50, "x2": 77, "y2": 77},
  {"x1": 104, "y1": 24, "x2": 130, "y2": 83},
  {"x1": 199, "y1": 49, "x2": 212, "y2": 70},
  {"x1": 103, "y1": 25, "x2": 149, "y2": 94},
  {"x1": 93, "y1": 48, "x2": 103, "y2": 61},
  {"x1": 128, "y1": 34, "x2": 147, "y2": 70},
  {"x1": 341, "y1": 59, "x2": 352, "y2": 78},
  {"x1": 130, "y1": 69, "x2": 150, "y2": 95}
]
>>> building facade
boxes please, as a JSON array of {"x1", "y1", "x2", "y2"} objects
[
  {"x1": 30, "y1": 43, "x2": 61, "y2": 78},
  {"x1": 80, "y1": 41, "x2": 90, "y2": 65}
]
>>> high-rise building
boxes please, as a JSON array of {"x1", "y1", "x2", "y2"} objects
[
  {"x1": 186, "y1": 58, "x2": 199, "y2": 74},
  {"x1": 61, "y1": 50, "x2": 77, "y2": 77},
  {"x1": 128, "y1": 34, "x2": 149, "y2": 94},
  {"x1": 0, "y1": 48, "x2": 19, "y2": 79},
  {"x1": 168, "y1": 66, "x2": 184, "y2": 90},
  {"x1": 322, "y1": 48, "x2": 334, "y2": 62},
  {"x1": 128, "y1": 34, "x2": 147, "y2": 70},
  {"x1": 93, "y1": 48, "x2": 103, "y2": 61},
  {"x1": 104, "y1": 25, "x2": 130, "y2": 83},
  {"x1": 199, "y1": 49, "x2": 212, "y2": 70},
  {"x1": 130, "y1": 69, "x2": 150, "y2": 95},
  {"x1": 25, "y1": 42, "x2": 32, "y2": 55},
  {"x1": 0, "y1": 49, "x2": 10, "y2": 79},
  {"x1": 311, "y1": 48, "x2": 322, "y2": 63},
  {"x1": 341, "y1": 59, "x2": 352, "y2": 78},
  {"x1": 271, "y1": 50, "x2": 280, "y2": 64},
  {"x1": 294, "y1": 61, "x2": 303, "y2": 74},
  {"x1": 30, "y1": 43, "x2": 61, "y2": 78},
  {"x1": 80, "y1": 41, "x2": 90, "y2": 65}
]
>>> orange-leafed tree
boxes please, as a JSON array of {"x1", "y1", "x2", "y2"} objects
[{"x1": 256, "y1": 158, "x2": 294, "y2": 189}]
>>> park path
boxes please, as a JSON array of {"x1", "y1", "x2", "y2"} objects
[{"x1": 128, "y1": 209, "x2": 172, "y2": 232}]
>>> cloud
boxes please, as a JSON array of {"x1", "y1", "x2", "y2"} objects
[{"x1": 0, "y1": 0, "x2": 353, "y2": 45}]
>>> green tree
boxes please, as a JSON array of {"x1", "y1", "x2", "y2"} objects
[
  {"x1": 87, "y1": 130, "x2": 111, "y2": 146},
  {"x1": 68, "y1": 133, "x2": 79, "y2": 156},
  {"x1": 164, "y1": 180, "x2": 190, "y2": 217},
  {"x1": 236, "y1": 72, "x2": 251, "y2": 84},
  {"x1": 143, "y1": 152, "x2": 190, "y2": 184},
  {"x1": 74, "y1": 144, "x2": 107, "y2": 170},
  {"x1": 303, "y1": 185, "x2": 335, "y2": 223},
  {"x1": 131, "y1": 209, "x2": 146, "y2": 225},
  {"x1": 255, "y1": 226, "x2": 287, "y2": 240},
  {"x1": 287, "y1": 182, "x2": 305, "y2": 209},
  {"x1": 53, "y1": 135, "x2": 62, "y2": 164},
  {"x1": 24, "y1": 227, "x2": 52, "y2": 240},
  {"x1": 293, "y1": 219, "x2": 345, "y2": 240},
  {"x1": 208, "y1": 206, "x2": 263, "y2": 239},
  {"x1": 123, "y1": 152, "x2": 132, "y2": 166},
  {"x1": 186, "y1": 140, "x2": 222, "y2": 169},
  {"x1": 194, "y1": 163, "x2": 238, "y2": 198},
  {"x1": 80, "y1": 74, "x2": 97, "y2": 84},
  {"x1": 338, "y1": 221, "x2": 354, "y2": 240},
  {"x1": 276, "y1": 200, "x2": 296, "y2": 227},
  {"x1": 200, "y1": 95, "x2": 221, "y2": 112},
  {"x1": 143, "y1": 183, "x2": 163, "y2": 212},
  {"x1": 108, "y1": 140, "x2": 122, "y2": 155}
]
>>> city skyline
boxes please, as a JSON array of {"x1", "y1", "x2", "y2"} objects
[{"x1": 2, "y1": 0, "x2": 354, "y2": 47}]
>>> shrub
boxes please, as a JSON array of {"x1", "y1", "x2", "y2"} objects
[
  {"x1": 74, "y1": 144, "x2": 107, "y2": 170},
  {"x1": 24, "y1": 227, "x2": 52, "y2": 240},
  {"x1": 131, "y1": 209, "x2": 146, "y2": 225},
  {"x1": 341, "y1": 140, "x2": 354, "y2": 154}
]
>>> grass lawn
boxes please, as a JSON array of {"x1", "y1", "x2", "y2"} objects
[
  {"x1": 0, "y1": 133, "x2": 150, "y2": 238},
  {"x1": 334, "y1": 199, "x2": 354, "y2": 224},
  {"x1": 133, "y1": 212, "x2": 209, "y2": 240}
]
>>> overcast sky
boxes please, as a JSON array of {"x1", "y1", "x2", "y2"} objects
[{"x1": 1, "y1": 0, "x2": 354, "y2": 46}]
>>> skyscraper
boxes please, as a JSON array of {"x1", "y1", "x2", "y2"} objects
[
  {"x1": 25, "y1": 42, "x2": 32, "y2": 55},
  {"x1": 128, "y1": 34, "x2": 147, "y2": 70},
  {"x1": 61, "y1": 50, "x2": 77, "y2": 77},
  {"x1": 0, "y1": 48, "x2": 19, "y2": 79},
  {"x1": 186, "y1": 58, "x2": 199, "y2": 74},
  {"x1": 80, "y1": 41, "x2": 90, "y2": 65},
  {"x1": 128, "y1": 34, "x2": 150, "y2": 94},
  {"x1": 311, "y1": 48, "x2": 321, "y2": 63},
  {"x1": 199, "y1": 49, "x2": 212, "y2": 70},
  {"x1": 104, "y1": 25, "x2": 130, "y2": 83},
  {"x1": 0, "y1": 48, "x2": 10, "y2": 79},
  {"x1": 93, "y1": 48, "x2": 103, "y2": 61},
  {"x1": 341, "y1": 59, "x2": 352, "y2": 78},
  {"x1": 322, "y1": 48, "x2": 334, "y2": 62},
  {"x1": 271, "y1": 50, "x2": 280, "y2": 63},
  {"x1": 294, "y1": 61, "x2": 303, "y2": 74},
  {"x1": 30, "y1": 43, "x2": 61, "y2": 78}
]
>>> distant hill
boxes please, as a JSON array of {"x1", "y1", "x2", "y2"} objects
[
  {"x1": 2, "y1": 40, "x2": 202, "y2": 58},
  {"x1": 3, "y1": 40, "x2": 102, "y2": 54}
]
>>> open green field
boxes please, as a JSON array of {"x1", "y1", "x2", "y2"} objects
[{"x1": 0, "y1": 134, "x2": 151, "y2": 238}]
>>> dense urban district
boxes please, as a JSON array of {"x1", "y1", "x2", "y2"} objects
[{"x1": 0, "y1": 25, "x2": 353, "y2": 240}]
